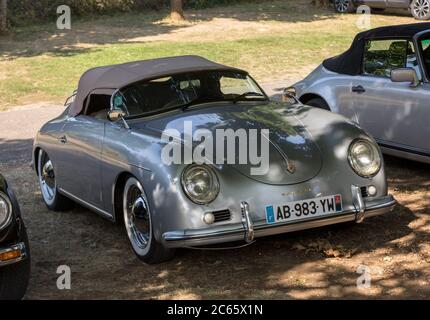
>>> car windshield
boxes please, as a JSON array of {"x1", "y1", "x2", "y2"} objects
[{"x1": 112, "y1": 70, "x2": 267, "y2": 118}]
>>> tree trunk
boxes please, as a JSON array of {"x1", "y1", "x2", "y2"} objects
[
  {"x1": 170, "y1": 0, "x2": 184, "y2": 21},
  {"x1": 0, "y1": 0, "x2": 7, "y2": 32}
]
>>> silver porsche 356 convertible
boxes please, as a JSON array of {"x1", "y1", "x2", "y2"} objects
[
  {"x1": 33, "y1": 55, "x2": 395, "y2": 264},
  {"x1": 287, "y1": 23, "x2": 430, "y2": 164}
]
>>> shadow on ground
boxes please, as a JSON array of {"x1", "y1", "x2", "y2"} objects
[
  {"x1": 0, "y1": 1, "x2": 339, "y2": 59},
  {"x1": 0, "y1": 137, "x2": 428, "y2": 299},
  {"x1": 0, "y1": 138, "x2": 34, "y2": 164}
]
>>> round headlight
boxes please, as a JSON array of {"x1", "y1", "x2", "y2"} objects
[
  {"x1": 348, "y1": 139, "x2": 381, "y2": 178},
  {"x1": 0, "y1": 192, "x2": 12, "y2": 230},
  {"x1": 181, "y1": 165, "x2": 220, "y2": 204}
]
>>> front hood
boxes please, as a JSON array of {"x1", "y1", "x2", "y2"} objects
[{"x1": 130, "y1": 102, "x2": 322, "y2": 185}]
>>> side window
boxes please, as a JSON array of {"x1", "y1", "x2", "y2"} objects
[
  {"x1": 85, "y1": 94, "x2": 111, "y2": 120},
  {"x1": 363, "y1": 39, "x2": 413, "y2": 77},
  {"x1": 419, "y1": 38, "x2": 430, "y2": 79}
]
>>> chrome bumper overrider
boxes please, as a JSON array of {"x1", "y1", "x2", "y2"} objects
[
  {"x1": 0, "y1": 242, "x2": 27, "y2": 267},
  {"x1": 162, "y1": 189, "x2": 397, "y2": 249}
]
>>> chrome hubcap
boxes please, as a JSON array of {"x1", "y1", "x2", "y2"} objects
[
  {"x1": 124, "y1": 179, "x2": 151, "y2": 254},
  {"x1": 39, "y1": 151, "x2": 56, "y2": 203},
  {"x1": 335, "y1": 0, "x2": 349, "y2": 12},
  {"x1": 42, "y1": 160, "x2": 55, "y2": 188},
  {"x1": 414, "y1": 0, "x2": 430, "y2": 18}
]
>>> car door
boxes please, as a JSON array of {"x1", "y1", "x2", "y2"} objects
[
  {"x1": 361, "y1": 0, "x2": 387, "y2": 8},
  {"x1": 385, "y1": 0, "x2": 410, "y2": 8},
  {"x1": 350, "y1": 38, "x2": 430, "y2": 154},
  {"x1": 56, "y1": 93, "x2": 109, "y2": 209}
]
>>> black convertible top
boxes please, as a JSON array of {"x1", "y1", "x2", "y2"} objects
[
  {"x1": 69, "y1": 55, "x2": 245, "y2": 116},
  {"x1": 322, "y1": 23, "x2": 430, "y2": 75}
]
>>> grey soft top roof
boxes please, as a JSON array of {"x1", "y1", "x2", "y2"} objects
[
  {"x1": 69, "y1": 55, "x2": 246, "y2": 116},
  {"x1": 323, "y1": 22, "x2": 430, "y2": 75}
]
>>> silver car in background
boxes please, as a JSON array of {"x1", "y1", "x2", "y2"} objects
[
  {"x1": 287, "y1": 23, "x2": 430, "y2": 164},
  {"x1": 333, "y1": 0, "x2": 430, "y2": 20},
  {"x1": 33, "y1": 56, "x2": 395, "y2": 264}
]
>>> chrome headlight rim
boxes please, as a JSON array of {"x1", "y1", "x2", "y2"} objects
[
  {"x1": 348, "y1": 138, "x2": 381, "y2": 178},
  {"x1": 0, "y1": 191, "x2": 12, "y2": 230},
  {"x1": 181, "y1": 164, "x2": 220, "y2": 205}
]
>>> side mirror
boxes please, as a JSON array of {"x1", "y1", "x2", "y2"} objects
[
  {"x1": 108, "y1": 110, "x2": 126, "y2": 122},
  {"x1": 391, "y1": 68, "x2": 420, "y2": 87},
  {"x1": 282, "y1": 87, "x2": 301, "y2": 104},
  {"x1": 108, "y1": 109, "x2": 130, "y2": 129}
]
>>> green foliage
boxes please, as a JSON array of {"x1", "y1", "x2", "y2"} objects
[
  {"x1": 8, "y1": 0, "x2": 167, "y2": 26},
  {"x1": 8, "y1": 0, "x2": 259, "y2": 26}
]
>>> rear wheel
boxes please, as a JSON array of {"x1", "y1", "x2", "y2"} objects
[
  {"x1": 334, "y1": 0, "x2": 356, "y2": 13},
  {"x1": 0, "y1": 224, "x2": 31, "y2": 300},
  {"x1": 306, "y1": 98, "x2": 330, "y2": 111},
  {"x1": 123, "y1": 177, "x2": 174, "y2": 264},
  {"x1": 411, "y1": 0, "x2": 430, "y2": 20},
  {"x1": 38, "y1": 149, "x2": 74, "y2": 211}
]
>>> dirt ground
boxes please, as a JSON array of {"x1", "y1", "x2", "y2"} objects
[
  {"x1": 0, "y1": 99, "x2": 429, "y2": 299},
  {"x1": 1, "y1": 149, "x2": 430, "y2": 299}
]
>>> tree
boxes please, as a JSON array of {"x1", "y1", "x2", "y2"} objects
[
  {"x1": 170, "y1": 0, "x2": 184, "y2": 21},
  {"x1": 0, "y1": 0, "x2": 7, "y2": 32}
]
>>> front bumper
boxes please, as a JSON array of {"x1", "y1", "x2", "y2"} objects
[
  {"x1": 162, "y1": 187, "x2": 396, "y2": 248},
  {"x1": 0, "y1": 242, "x2": 27, "y2": 267}
]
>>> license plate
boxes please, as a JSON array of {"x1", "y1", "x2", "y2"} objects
[{"x1": 265, "y1": 194, "x2": 342, "y2": 224}]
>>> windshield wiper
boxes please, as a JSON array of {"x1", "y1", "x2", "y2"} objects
[
  {"x1": 176, "y1": 96, "x2": 215, "y2": 111},
  {"x1": 232, "y1": 92, "x2": 265, "y2": 103},
  {"x1": 174, "y1": 92, "x2": 265, "y2": 111}
]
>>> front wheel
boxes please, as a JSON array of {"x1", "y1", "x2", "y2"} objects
[
  {"x1": 334, "y1": 0, "x2": 356, "y2": 13},
  {"x1": 306, "y1": 98, "x2": 330, "y2": 111},
  {"x1": 0, "y1": 224, "x2": 31, "y2": 300},
  {"x1": 411, "y1": 0, "x2": 430, "y2": 20},
  {"x1": 123, "y1": 177, "x2": 174, "y2": 264}
]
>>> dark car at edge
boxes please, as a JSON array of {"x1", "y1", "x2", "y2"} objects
[{"x1": 0, "y1": 173, "x2": 31, "y2": 300}]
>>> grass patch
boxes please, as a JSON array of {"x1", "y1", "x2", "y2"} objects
[
  {"x1": 0, "y1": 34, "x2": 350, "y2": 107},
  {"x1": 0, "y1": 0, "x2": 415, "y2": 109}
]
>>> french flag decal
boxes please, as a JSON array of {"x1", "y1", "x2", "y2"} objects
[{"x1": 335, "y1": 195, "x2": 342, "y2": 212}]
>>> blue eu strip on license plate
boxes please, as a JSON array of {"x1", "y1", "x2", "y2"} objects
[{"x1": 265, "y1": 194, "x2": 343, "y2": 224}]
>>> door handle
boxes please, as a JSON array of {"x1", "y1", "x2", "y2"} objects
[
  {"x1": 352, "y1": 85, "x2": 366, "y2": 93},
  {"x1": 59, "y1": 135, "x2": 68, "y2": 144}
]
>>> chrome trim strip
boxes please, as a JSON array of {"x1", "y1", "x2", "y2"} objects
[
  {"x1": 0, "y1": 191, "x2": 13, "y2": 230},
  {"x1": 162, "y1": 195, "x2": 396, "y2": 248},
  {"x1": 0, "y1": 242, "x2": 27, "y2": 267},
  {"x1": 59, "y1": 188, "x2": 114, "y2": 220}
]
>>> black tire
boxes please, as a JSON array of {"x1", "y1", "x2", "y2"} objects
[
  {"x1": 37, "y1": 149, "x2": 74, "y2": 211},
  {"x1": 0, "y1": 224, "x2": 31, "y2": 300},
  {"x1": 333, "y1": 0, "x2": 356, "y2": 13},
  {"x1": 306, "y1": 98, "x2": 330, "y2": 111},
  {"x1": 411, "y1": 0, "x2": 430, "y2": 20},
  {"x1": 122, "y1": 176, "x2": 174, "y2": 264}
]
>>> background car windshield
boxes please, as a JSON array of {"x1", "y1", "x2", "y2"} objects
[{"x1": 113, "y1": 71, "x2": 266, "y2": 117}]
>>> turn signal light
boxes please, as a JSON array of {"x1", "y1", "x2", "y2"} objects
[{"x1": 0, "y1": 249, "x2": 21, "y2": 262}]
